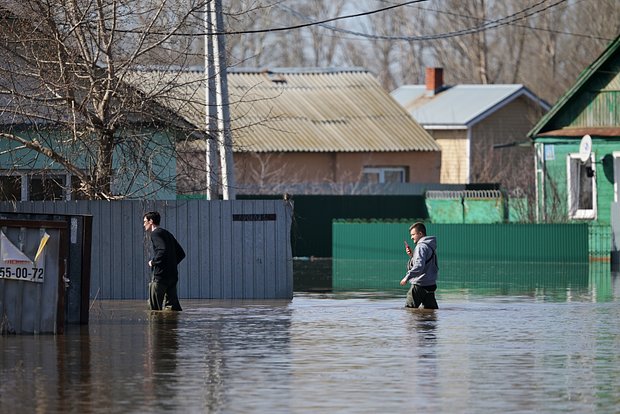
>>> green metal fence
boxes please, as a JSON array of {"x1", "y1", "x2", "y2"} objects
[
  {"x1": 426, "y1": 190, "x2": 505, "y2": 224},
  {"x1": 332, "y1": 221, "x2": 604, "y2": 290}
]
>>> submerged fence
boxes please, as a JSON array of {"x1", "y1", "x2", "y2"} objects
[
  {"x1": 0, "y1": 200, "x2": 294, "y2": 300},
  {"x1": 333, "y1": 221, "x2": 610, "y2": 290}
]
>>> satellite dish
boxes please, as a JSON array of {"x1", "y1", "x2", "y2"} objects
[{"x1": 578, "y1": 134, "x2": 592, "y2": 163}]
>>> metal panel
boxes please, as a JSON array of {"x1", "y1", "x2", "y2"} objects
[
  {"x1": 333, "y1": 222, "x2": 591, "y2": 290},
  {"x1": 0, "y1": 224, "x2": 63, "y2": 334},
  {"x1": 0, "y1": 200, "x2": 293, "y2": 300},
  {"x1": 426, "y1": 190, "x2": 504, "y2": 224}
]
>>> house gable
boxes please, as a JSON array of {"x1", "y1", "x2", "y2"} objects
[{"x1": 529, "y1": 35, "x2": 620, "y2": 139}]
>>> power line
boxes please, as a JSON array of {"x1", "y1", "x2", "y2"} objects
[
  {"x1": 112, "y1": 0, "x2": 431, "y2": 36},
  {"x1": 376, "y1": 0, "x2": 614, "y2": 41},
  {"x1": 279, "y1": 0, "x2": 573, "y2": 41},
  {"x1": 223, "y1": 0, "x2": 431, "y2": 35},
  {"x1": 106, "y1": 0, "x2": 613, "y2": 42}
]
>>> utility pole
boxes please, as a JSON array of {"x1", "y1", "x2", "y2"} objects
[{"x1": 205, "y1": 0, "x2": 235, "y2": 200}]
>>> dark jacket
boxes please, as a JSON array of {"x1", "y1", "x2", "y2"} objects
[{"x1": 150, "y1": 227, "x2": 185, "y2": 282}]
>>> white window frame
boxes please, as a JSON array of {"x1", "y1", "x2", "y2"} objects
[
  {"x1": 614, "y1": 151, "x2": 620, "y2": 203},
  {"x1": 361, "y1": 167, "x2": 407, "y2": 184},
  {"x1": 566, "y1": 153, "x2": 597, "y2": 220}
]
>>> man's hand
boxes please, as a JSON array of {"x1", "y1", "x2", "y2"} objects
[{"x1": 400, "y1": 277, "x2": 408, "y2": 286}]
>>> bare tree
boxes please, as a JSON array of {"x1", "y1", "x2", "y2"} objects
[{"x1": 0, "y1": 0, "x2": 208, "y2": 199}]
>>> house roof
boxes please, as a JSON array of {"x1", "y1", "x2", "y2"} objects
[
  {"x1": 528, "y1": 34, "x2": 620, "y2": 139},
  {"x1": 126, "y1": 67, "x2": 440, "y2": 153},
  {"x1": 391, "y1": 84, "x2": 550, "y2": 127}
]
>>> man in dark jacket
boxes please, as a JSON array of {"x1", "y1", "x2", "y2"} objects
[{"x1": 143, "y1": 211, "x2": 186, "y2": 311}]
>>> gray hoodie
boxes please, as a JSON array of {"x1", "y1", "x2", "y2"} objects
[{"x1": 404, "y1": 236, "x2": 438, "y2": 286}]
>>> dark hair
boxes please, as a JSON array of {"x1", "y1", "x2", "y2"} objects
[
  {"x1": 144, "y1": 211, "x2": 161, "y2": 225},
  {"x1": 409, "y1": 222, "x2": 426, "y2": 236}
]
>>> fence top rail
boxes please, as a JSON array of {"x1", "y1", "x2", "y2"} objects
[{"x1": 426, "y1": 190, "x2": 503, "y2": 199}]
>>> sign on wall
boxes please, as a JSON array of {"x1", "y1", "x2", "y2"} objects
[{"x1": 0, "y1": 231, "x2": 48, "y2": 283}]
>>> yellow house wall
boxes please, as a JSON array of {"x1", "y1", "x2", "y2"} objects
[{"x1": 426, "y1": 129, "x2": 468, "y2": 184}]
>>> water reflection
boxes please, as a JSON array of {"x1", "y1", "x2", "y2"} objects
[
  {"x1": 331, "y1": 258, "x2": 619, "y2": 302},
  {"x1": 142, "y1": 312, "x2": 180, "y2": 412},
  {"x1": 406, "y1": 310, "x2": 439, "y2": 402},
  {"x1": 1, "y1": 272, "x2": 620, "y2": 413}
]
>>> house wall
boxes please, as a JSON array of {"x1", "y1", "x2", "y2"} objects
[
  {"x1": 178, "y1": 150, "x2": 441, "y2": 195},
  {"x1": 334, "y1": 152, "x2": 440, "y2": 183},
  {"x1": 535, "y1": 139, "x2": 618, "y2": 225},
  {"x1": 470, "y1": 97, "x2": 544, "y2": 191},
  {"x1": 426, "y1": 129, "x2": 468, "y2": 184},
  {"x1": 0, "y1": 128, "x2": 178, "y2": 200},
  {"x1": 426, "y1": 97, "x2": 545, "y2": 189}
]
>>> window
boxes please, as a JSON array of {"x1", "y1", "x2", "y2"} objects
[
  {"x1": 30, "y1": 175, "x2": 66, "y2": 200},
  {"x1": 361, "y1": 167, "x2": 407, "y2": 184},
  {"x1": 0, "y1": 172, "x2": 88, "y2": 201},
  {"x1": 567, "y1": 153, "x2": 597, "y2": 220},
  {"x1": 0, "y1": 175, "x2": 22, "y2": 201}
]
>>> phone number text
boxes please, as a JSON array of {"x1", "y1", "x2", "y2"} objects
[{"x1": 0, "y1": 266, "x2": 45, "y2": 283}]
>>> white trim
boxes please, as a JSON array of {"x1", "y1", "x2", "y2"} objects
[
  {"x1": 65, "y1": 173, "x2": 72, "y2": 201},
  {"x1": 613, "y1": 152, "x2": 620, "y2": 203},
  {"x1": 466, "y1": 128, "x2": 472, "y2": 183},
  {"x1": 535, "y1": 144, "x2": 544, "y2": 222},
  {"x1": 465, "y1": 88, "x2": 550, "y2": 127},
  {"x1": 567, "y1": 152, "x2": 597, "y2": 220},
  {"x1": 422, "y1": 125, "x2": 467, "y2": 130},
  {"x1": 20, "y1": 174, "x2": 28, "y2": 201},
  {"x1": 361, "y1": 166, "x2": 406, "y2": 183}
]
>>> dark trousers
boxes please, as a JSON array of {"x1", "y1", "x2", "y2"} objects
[
  {"x1": 149, "y1": 278, "x2": 182, "y2": 311},
  {"x1": 406, "y1": 284, "x2": 438, "y2": 309}
]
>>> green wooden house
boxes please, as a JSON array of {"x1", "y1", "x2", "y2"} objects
[{"x1": 528, "y1": 34, "x2": 620, "y2": 265}]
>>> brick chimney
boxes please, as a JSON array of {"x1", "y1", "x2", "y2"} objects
[{"x1": 425, "y1": 67, "x2": 443, "y2": 96}]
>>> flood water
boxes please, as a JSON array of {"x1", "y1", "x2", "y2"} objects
[{"x1": 1, "y1": 268, "x2": 620, "y2": 413}]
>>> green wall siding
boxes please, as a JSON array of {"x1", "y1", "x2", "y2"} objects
[{"x1": 536, "y1": 139, "x2": 617, "y2": 225}]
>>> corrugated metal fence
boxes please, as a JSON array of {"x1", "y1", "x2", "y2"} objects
[
  {"x1": 425, "y1": 190, "x2": 505, "y2": 223},
  {"x1": 333, "y1": 221, "x2": 606, "y2": 290},
  {"x1": 0, "y1": 200, "x2": 293, "y2": 300}
]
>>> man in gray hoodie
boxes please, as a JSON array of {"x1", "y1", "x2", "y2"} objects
[{"x1": 400, "y1": 222, "x2": 439, "y2": 309}]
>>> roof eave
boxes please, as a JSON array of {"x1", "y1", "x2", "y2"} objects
[{"x1": 534, "y1": 127, "x2": 620, "y2": 139}]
